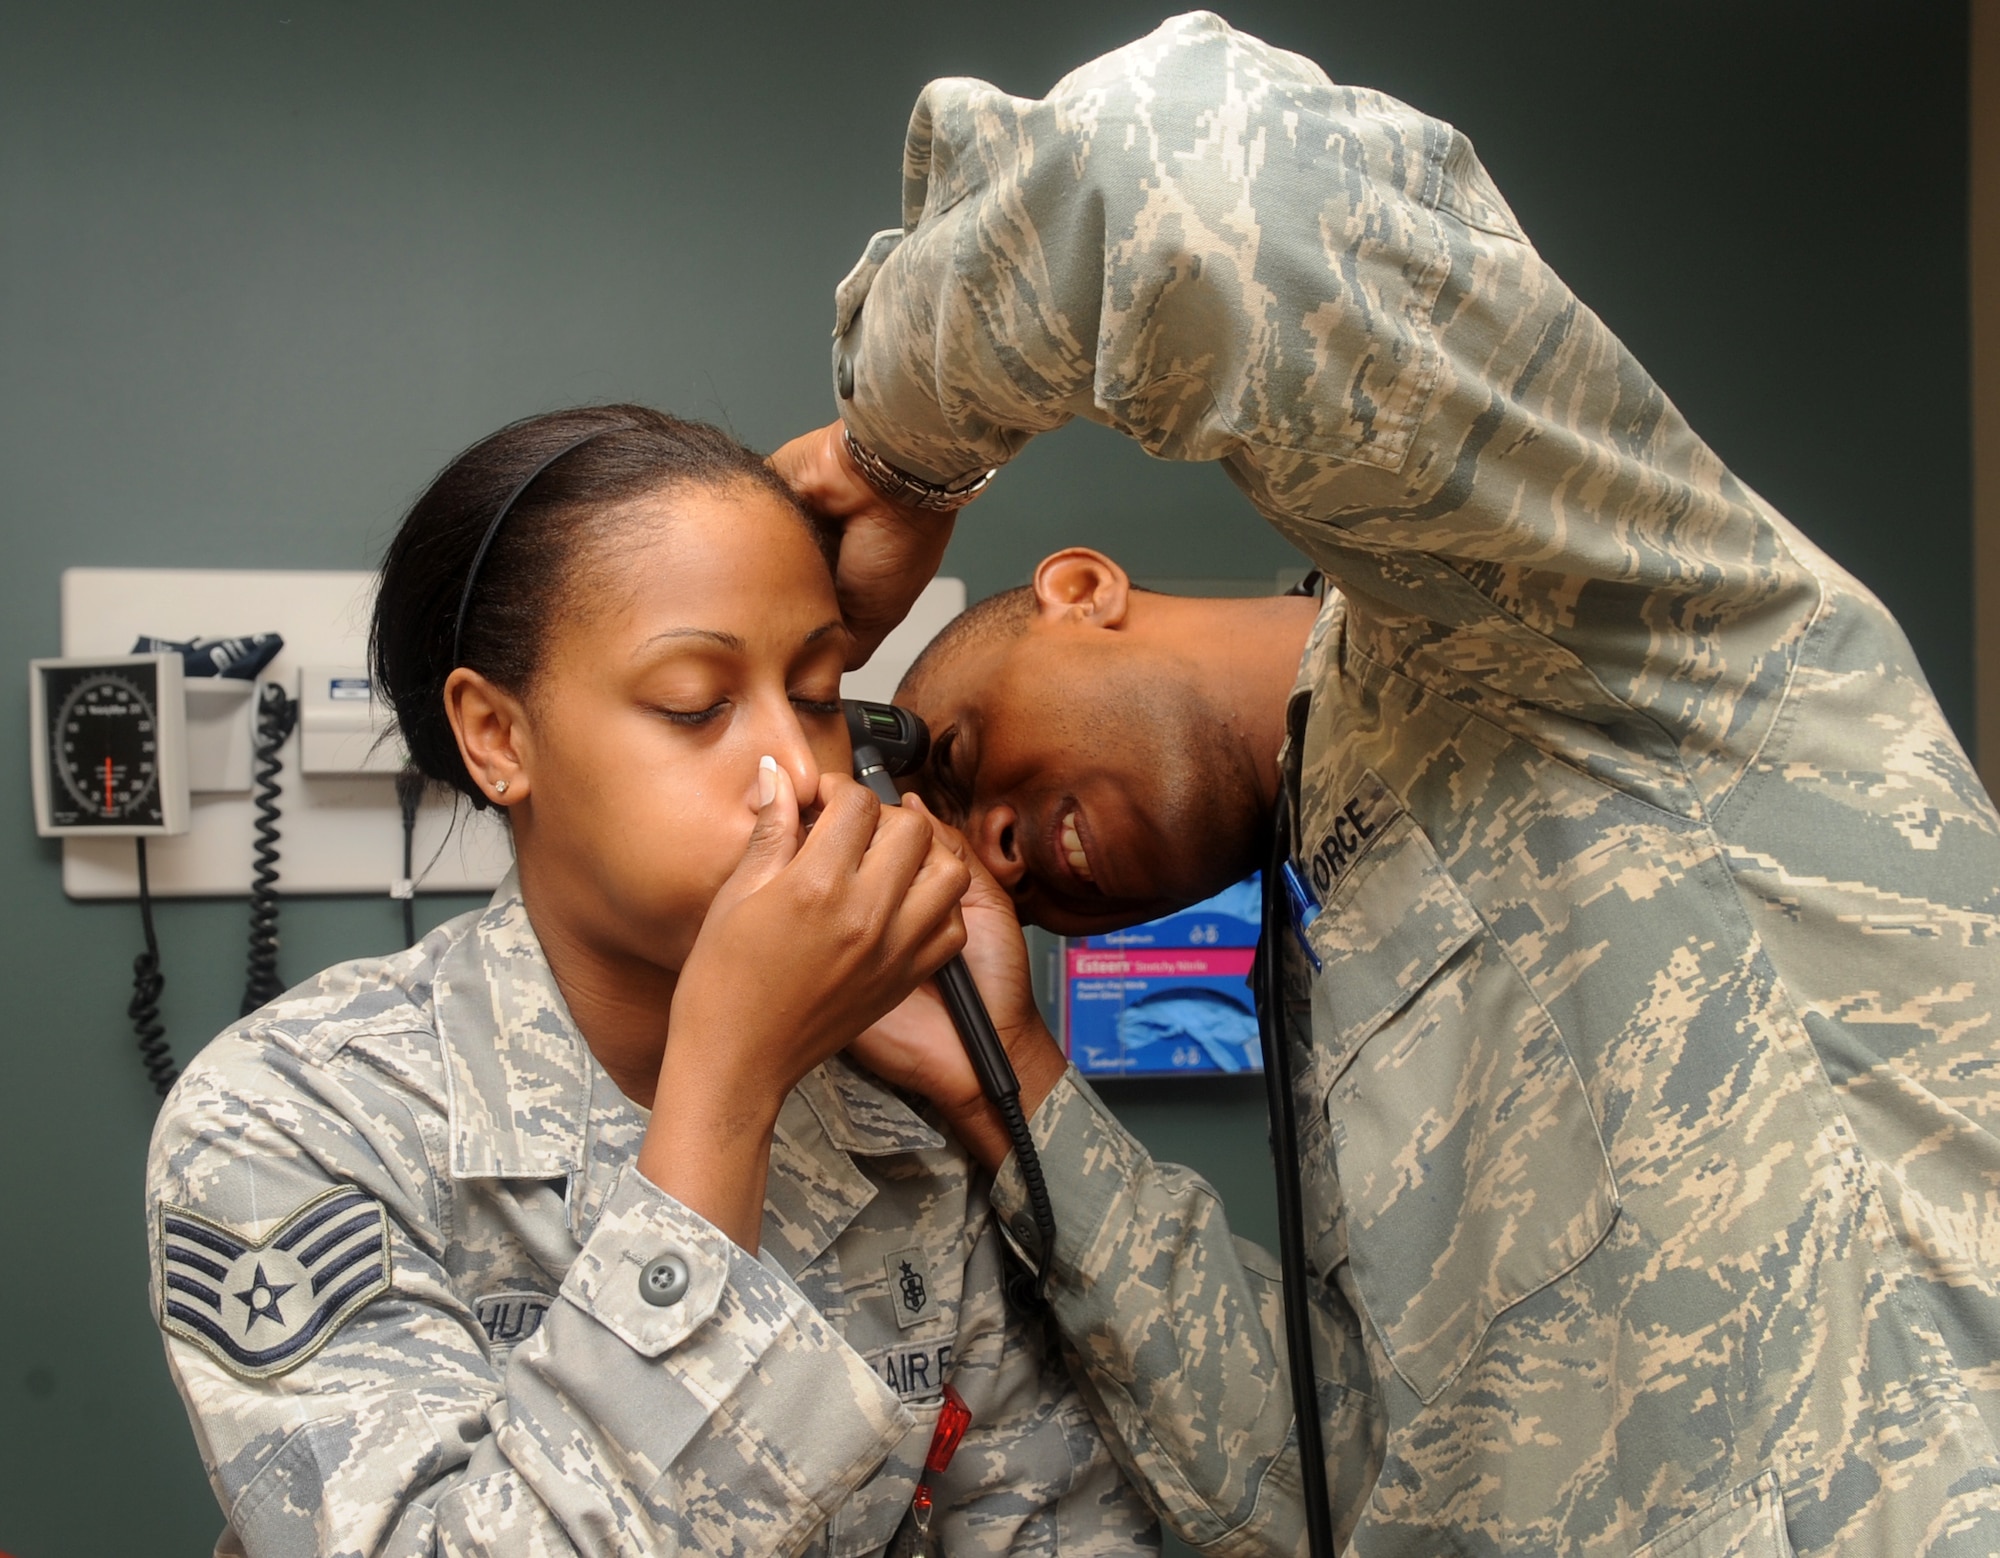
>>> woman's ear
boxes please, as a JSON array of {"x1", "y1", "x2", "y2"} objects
[
  {"x1": 443, "y1": 668, "x2": 532, "y2": 806},
  {"x1": 1031, "y1": 548, "x2": 1131, "y2": 629}
]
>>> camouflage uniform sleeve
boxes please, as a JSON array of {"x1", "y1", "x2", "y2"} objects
[
  {"x1": 148, "y1": 1053, "x2": 910, "y2": 1556},
  {"x1": 989, "y1": 1071, "x2": 1379, "y2": 1558},
  {"x1": 831, "y1": 10, "x2": 1433, "y2": 492}
]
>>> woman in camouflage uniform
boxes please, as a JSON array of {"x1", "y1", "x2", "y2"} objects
[{"x1": 145, "y1": 405, "x2": 1159, "y2": 1558}]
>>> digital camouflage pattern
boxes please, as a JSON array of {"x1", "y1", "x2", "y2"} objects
[
  {"x1": 834, "y1": 12, "x2": 2000, "y2": 1555},
  {"x1": 147, "y1": 876, "x2": 1159, "y2": 1557}
]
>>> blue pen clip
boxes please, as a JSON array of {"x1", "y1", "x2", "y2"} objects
[{"x1": 1278, "y1": 859, "x2": 1323, "y2": 972}]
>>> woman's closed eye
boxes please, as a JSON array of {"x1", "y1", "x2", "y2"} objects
[
  {"x1": 652, "y1": 695, "x2": 840, "y2": 727},
  {"x1": 656, "y1": 700, "x2": 728, "y2": 727}
]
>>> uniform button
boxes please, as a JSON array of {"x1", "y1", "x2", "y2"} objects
[
  {"x1": 639, "y1": 1253, "x2": 690, "y2": 1307},
  {"x1": 836, "y1": 355, "x2": 855, "y2": 400},
  {"x1": 1011, "y1": 1215, "x2": 1035, "y2": 1244}
]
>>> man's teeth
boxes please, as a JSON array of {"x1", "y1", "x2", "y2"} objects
[{"x1": 1061, "y1": 810, "x2": 1095, "y2": 882}]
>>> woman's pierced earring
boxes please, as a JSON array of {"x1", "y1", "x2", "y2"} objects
[{"x1": 493, "y1": 780, "x2": 509, "y2": 795}]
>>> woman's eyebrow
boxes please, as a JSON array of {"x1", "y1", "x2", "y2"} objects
[
  {"x1": 633, "y1": 620, "x2": 846, "y2": 659},
  {"x1": 633, "y1": 627, "x2": 746, "y2": 657}
]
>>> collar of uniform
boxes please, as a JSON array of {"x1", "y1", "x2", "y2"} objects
[
  {"x1": 798, "y1": 1055, "x2": 946, "y2": 1156},
  {"x1": 755, "y1": 1057, "x2": 947, "y2": 1280},
  {"x1": 433, "y1": 871, "x2": 594, "y2": 1181}
]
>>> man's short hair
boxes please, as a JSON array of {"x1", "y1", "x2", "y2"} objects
[{"x1": 896, "y1": 585, "x2": 1034, "y2": 704}]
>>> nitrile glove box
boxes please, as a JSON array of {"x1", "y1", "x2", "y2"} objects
[
  {"x1": 1079, "y1": 872, "x2": 1261, "y2": 950},
  {"x1": 1062, "y1": 945, "x2": 1261, "y2": 1077}
]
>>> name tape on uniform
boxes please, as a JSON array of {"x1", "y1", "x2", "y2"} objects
[
  {"x1": 476, "y1": 1290, "x2": 553, "y2": 1350},
  {"x1": 1306, "y1": 770, "x2": 1403, "y2": 897},
  {"x1": 868, "y1": 1340, "x2": 955, "y2": 1403}
]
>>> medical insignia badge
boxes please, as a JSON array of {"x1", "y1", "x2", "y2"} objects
[
  {"x1": 158, "y1": 1185, "x2": 392, "y2": 1379},
  {"x1": 884, "y1": 1244, "x2": 939, "y2": 1329}
]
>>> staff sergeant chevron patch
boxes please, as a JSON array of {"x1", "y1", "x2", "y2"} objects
[{"x1": 158, "y1": 1185, "x2": 392, "y2": 1379}]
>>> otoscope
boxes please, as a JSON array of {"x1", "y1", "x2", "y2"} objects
[{"x1": 845, "y1": 700, "x2": 1058, "y2": 1298}]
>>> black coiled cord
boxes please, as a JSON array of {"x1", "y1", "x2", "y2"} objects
[
  {"x1": 241, "y1": 683, "x2": 299, "y2": 1017},
  {"x1": 1260, "y1": 815, "x2": 1336, "y2": 1558},
  {"x1": 129, "y1": 837, "x2": 177, "y2": 1098},
  {"x1": 996, "y1": 1090, "x2": 1058, "y2": 1312},
  {"x1": 395, "y1": 767, "x2": 426, "y2": 948}
]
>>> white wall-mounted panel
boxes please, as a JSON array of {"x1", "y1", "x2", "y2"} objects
[{"x1": 59, "y1": 568, "x2": 513, "y2": 899}]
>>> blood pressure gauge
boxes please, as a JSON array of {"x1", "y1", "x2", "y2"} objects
[{"x1": 29, "y1": 654, "x2": 190, "y2": 837}]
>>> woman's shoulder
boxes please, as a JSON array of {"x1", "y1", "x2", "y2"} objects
[{"x1": 154, "y1": 906, "x2": 487, "y2": 1157}]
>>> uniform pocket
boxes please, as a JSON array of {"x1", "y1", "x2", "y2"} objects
[
  {"x1": 1632, "y1": 1472, "x2": 1795, "y2": 1558},
  {"x1": 1306, "y1": 812, "x2": 1619, "y2": 1404}
]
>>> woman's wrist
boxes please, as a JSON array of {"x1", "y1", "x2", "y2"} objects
[
  {"x1": 638, "y1": 1035, "x2": 790, "y2": 1249},
  {"x1": 657, "y1": 1017, "x2": 788, "y2": 1116},
  {"x1": 636, "y1": 1105, "x2": 779, "y2": 1251}
]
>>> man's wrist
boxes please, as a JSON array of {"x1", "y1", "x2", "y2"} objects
[
  {"x1": 840, "y1": 426, "x2": 996, "y2": 513},
  {"x1": 1004, "y1": 1015, "x2": 1068, "y2": 1122},
  {"x1": 943, "y1": 1017, "x2": 1067, "y2": 1174}
]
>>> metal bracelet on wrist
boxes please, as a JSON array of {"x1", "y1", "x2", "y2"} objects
[{"x1": 842, "y1": 426, "x2": 997, "y2": 513}]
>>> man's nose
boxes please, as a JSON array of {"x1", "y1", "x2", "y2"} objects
[{"x1": 971, "y1": 803, "x2": 1027, "y2": 892}]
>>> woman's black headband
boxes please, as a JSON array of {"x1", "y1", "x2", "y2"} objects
[{"x1": 448, "y1": 426, "x2": 622, "y2": 671}]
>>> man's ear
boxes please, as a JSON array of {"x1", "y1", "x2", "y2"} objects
[
  {"x1": 1031, "y1": 548, "x2": 1130, "y2": 629},
  {"x1": 444, "y1": 667, "x2": 533, "y2": 807}
]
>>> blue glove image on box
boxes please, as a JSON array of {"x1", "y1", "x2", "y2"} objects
[
  {"x1": 1064, "y1": 942, "x2": 1262, "y2": 1078},
  {"x1": 1115, "y1": 987, "x2": 1260, "y2": 1072}
]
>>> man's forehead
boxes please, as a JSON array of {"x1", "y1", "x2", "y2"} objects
[{"x1": 900, "y1": 631, "x2": 1014, "y2": 724}]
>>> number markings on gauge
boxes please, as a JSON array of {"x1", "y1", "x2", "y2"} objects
[{"x1": 46, "y1": 667, "x2": 165, "y2": 827}]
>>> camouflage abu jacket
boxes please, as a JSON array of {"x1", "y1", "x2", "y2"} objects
[
  {"x1": 146, "y1": 877, "x2": 1158, "y2": 1557},
  {"x1": 833, "y1": 13, "x2": 2000, "y2": 1557}
]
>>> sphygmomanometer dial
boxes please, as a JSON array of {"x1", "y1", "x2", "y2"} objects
[{"x1": 45, "y1": 665, "x2": 166, "y2": 827}]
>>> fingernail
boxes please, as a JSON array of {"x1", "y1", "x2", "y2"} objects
[{"x1": 757, "y1": 754, "x2": 778, "y2": 807}]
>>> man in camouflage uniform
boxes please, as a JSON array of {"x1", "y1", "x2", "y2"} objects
[
  {"x1": 146, "y1": 877, "x2": 1158, "y2": 1555},
  {"x1": 789, "y1": 11, "x2": 2000, "y2": 1554}
]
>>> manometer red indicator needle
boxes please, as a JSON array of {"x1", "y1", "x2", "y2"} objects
[{"x1": 103, "y1": 755, "x2": 114, "y2": 812}]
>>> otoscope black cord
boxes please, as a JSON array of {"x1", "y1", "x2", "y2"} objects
[
  {"x1": 849, "y1": 727, "x2": 1060, "y2": 1308},
  {"x1": 129, "y1": 837, "x2": 177, "y2": 1099},
  {"x1": 1260, "y1": 815, "x2": 1336, "y2": 1558},
  {"x1": 240, "y1": 683, "x2": 299, "y2": 1017},
  {"x1": 929, "y1": 954, "x2": 1057, "y2": 1307}
]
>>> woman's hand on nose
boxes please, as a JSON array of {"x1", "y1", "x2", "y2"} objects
[{"x1": 639, "y1": 764, "x2": 970, "y2": 1243}]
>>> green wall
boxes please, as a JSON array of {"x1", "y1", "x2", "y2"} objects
[{"x1": 0, "y1": 3, "x2": 1967, "y2": 1552}]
